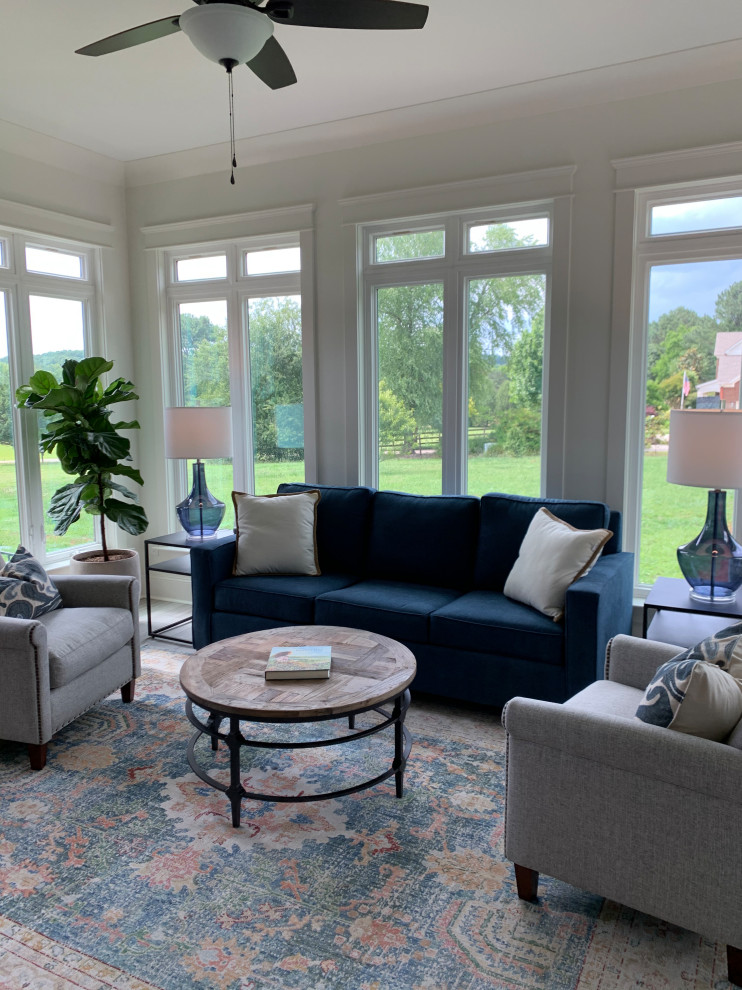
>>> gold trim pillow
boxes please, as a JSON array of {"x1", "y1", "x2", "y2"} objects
[
  {"x1": 503, "y1": 507, "x2": 612, "y2": 621},
  {"x1": 232, "y1": 490, "x2": 321, "y2": 577}
]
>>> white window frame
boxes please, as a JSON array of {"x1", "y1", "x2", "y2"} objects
[
  {"x1": 620, "y1": 177, "x2": 742, "y2": 593},
  {"x1": 160, "y1": 229, "x2": 315, "y2": 525},
  {"x1": 0, "y1": 227, "x2": 103, "y2": 564},
  {"x1": 356, "y1": 201, "x2": 559, "y2": 494}
]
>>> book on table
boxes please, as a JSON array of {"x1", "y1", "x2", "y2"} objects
[{"x1": 264, "y1": 645, "x2": 332, "y2": 680}]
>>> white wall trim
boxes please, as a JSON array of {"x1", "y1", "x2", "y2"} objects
[
  {"x1": 339, "y1": 166, "x2": 576, "y2": 225},
  {"x1": 141, "y1": 203, "x2": 315, "y2": 250},
  {"x1": 612, "y1": 141, "x2": 742, "y2": 190},
  {"x1": 0, "y1": 197, "x2": 116, "y2": 248}
]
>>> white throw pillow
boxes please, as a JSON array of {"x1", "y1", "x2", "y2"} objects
[
  {"x1": 503, "y1": 507, "x2": 612, "y2": 621},
  {"x1": 232, "y1": 490, "x2": 321, "y2": 577}
]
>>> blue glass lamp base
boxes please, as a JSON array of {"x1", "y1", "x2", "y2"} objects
[
  {"x1": 176, "y1": 462, "x2": 225, "y2": 540},
  {"x1": 677, "y1": 489, "x2": 742, "y2": 603}
]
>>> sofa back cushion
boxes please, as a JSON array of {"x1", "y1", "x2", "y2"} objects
[
  {"x1": 474, "y1": 493, "x2": 611, "y2": 591},
  {"x1": 277, "y1": 483, "x2": 375, "y2": 574},
  {"x1": 366, "y1": 490, "x2": 480, "y2": 588}
]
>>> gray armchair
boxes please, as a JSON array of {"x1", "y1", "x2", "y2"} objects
[
  {"x1": 503, "y1": 633, "x2": 742, "y2": 987},
  {"x1": 0, "y1": 574, "x2": 140, "y2": 770}
]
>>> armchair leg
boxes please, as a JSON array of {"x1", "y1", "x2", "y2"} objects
[
  {"x1": 728, "y1": 945, "x2": 742, "y2": 987},
  {"x1": 514, "y1": 864, "x2": 539, "y2": 902},
  {"x1": 120, "y1": 679, "x2": 135, "y2": 703},
  {"x1": 28, "y1": 743, "x2": 47, "y2": 771}
]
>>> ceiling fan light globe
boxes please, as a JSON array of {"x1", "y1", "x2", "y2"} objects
[{"x1": 179, "y1": 3, "x2": 274, "y2": 65}]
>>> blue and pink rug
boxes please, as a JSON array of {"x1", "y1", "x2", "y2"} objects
[{"x1": 0, "y1": 644, "x2": 732, "y2": 989}]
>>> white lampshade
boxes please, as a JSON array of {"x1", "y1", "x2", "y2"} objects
[
  {"x1": 179, "y1": 4, "x2": 273, "y2": 65},
  {"x1": 164, "y1": 406, "x2": 233, "y2": 460},
  {"x1": 667, "y1": 409, "x2": 742, "y2": 490}
]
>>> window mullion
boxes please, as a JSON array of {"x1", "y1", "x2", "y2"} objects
[{"x1": 441, "y1": 270, "x2": 464, "y2": 495}]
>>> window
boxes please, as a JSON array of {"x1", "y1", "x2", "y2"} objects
[
  {"x1": 163, "y1": 237, "x2": 308, "y2": 508},
  {"x1": 0, "y1": 230, "x2": 100, "y2": 561},
  {"x1": 360, "y1": 205, "x2": 552, "y2": 496},
  {"x1": 626, "y1": 183, "x2": 742, "y2": 588}
]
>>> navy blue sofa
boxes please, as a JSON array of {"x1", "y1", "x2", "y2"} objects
[{"x1": 190, "y1": 484, "x2": 634, "y2": 708}]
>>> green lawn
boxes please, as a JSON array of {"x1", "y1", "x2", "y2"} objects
[{"x1": 0, "y1": 448, "x2": 714, "y2": 586}]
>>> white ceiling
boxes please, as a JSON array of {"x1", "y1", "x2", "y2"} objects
[{"x1": 3, "y1": 0, "x2": 742, "y2": 163}]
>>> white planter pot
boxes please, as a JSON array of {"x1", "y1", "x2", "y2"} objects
[{"x1": 69, "y1": 548, "x2": 141, "y2": 580}]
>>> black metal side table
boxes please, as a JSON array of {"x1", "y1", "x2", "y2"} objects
[
  {"x1": 642, "y1": 576, "x2": 742, "y2": 640},
  {"x1": 144, "y1": 530, "x2": 232, "y2": 644}
]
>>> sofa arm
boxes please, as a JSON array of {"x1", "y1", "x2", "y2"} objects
[
  {"x1": 190, "y1": 536, "x2": 236, "y2": 649},
  {"x1": 563, "y1": 551, "x2": 634, "y2": 697},
  {"x1": 0, "y1": 617, "x2": 52, "y2": 745},
  {"x1": 503, "y1": 695, "x2": 742, "y2": 807},
  {"x1": 605, "y1": 633, "x2": 679, "y2": 689}
]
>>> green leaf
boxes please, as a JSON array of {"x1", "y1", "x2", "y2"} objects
[
  {"x1": 29, "y1": 386, "x2": 87, "y2": 412},
  {"x1": 48, "y1": 483, "x2": 85, "y2": 535},
  {"x1": 74, "y1": 356, "x2": 112, "y2": 390},
  {"x1": 107, "y1": 480, "x2": 137, "y2": 501},
  {"x1": 111, "y1": 420, "x2": 140, "y2": 432},
  {"x1": 28, "y1": 370, "x2": 58, "y2": 395},
  {"x1": 111, "y1": 465, "x2": 144, "y2": 486},
  {"x1": 104, "y1": 498, "x2": 149, "y2": 536}
]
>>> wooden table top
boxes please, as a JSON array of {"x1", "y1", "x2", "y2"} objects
[{"x1": 179, "y1": 625, "x2": 417, "y2": 719}]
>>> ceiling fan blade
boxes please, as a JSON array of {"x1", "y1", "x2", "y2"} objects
[
  {"x1": 246, "y1": 37, "x2": 297, "y2": 89},
  {"x1": 76, "y1": 16, "x2": 182, "y2": 57},
  {"x1": 265, "y1": 0, "x2": 428, "y2": 30}
]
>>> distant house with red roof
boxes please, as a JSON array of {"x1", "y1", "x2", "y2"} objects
[{"x1": 695, "y1": 332, "x2": 742, "y2": 408}]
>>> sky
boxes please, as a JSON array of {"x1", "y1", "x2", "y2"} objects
[{"x1": 648, "y1": 258, "x2": 742, "y2": 322}]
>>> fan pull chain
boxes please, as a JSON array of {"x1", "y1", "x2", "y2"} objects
[
  {"x1": 228, "y1": 66, "x2": 237, "y2": 185},
  {"x1": 220, "y1": 58, "x2": 239, "y2": 185}
]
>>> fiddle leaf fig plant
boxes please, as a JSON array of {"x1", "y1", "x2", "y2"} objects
[{"x1": 16, "y1": 356, "x2": 148, "y2": 560}]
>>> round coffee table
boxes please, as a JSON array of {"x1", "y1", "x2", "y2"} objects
[{"x1": 179, "y1": 625, "x2": 417, "y2": 827}]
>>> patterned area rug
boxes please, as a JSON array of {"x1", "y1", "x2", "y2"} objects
[{"x1": 0, "y1": 643, "x2": 732, "y2": 990}]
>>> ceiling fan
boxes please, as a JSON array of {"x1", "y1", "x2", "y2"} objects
[{"x1": 76, "y1": 0, "x2": 430, "y2": 91}]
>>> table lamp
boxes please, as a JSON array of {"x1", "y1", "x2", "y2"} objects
[
  {"x1": 164, "y1": 406, "x2": 232, "y2": 539},
  {"x1": 667, "y1": 408, "x2": 742, "y2": 602}
]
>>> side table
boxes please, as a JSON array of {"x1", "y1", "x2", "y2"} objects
[
  {"x1": 145, "y1": 530, "x2": 232, "y2": 644},
  {"x1": 642, "y1": 576, "x2": 742, "y2": 647}
]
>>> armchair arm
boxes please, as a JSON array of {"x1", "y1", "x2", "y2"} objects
[
  {"x1": 190, "y1": 535, "x2": 236, "y2": 649},
  {"x1": 54, "y1": 574, "x2": 140, "y2": 613},
  {"x1": 563, "y1": 550, "x2": 634, "y2": 696},
  {"x1": 0, "y1": 617, "x2": 52, "y2": 745},
  {"x1": 604, "y1": 633, "x2": 679, "y2": 689},
  {"x1": 503, "y1": 695, "x2": 742, "y2": 805}
]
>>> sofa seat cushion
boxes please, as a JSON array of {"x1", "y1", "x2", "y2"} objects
[
  {"x1": 315, "y1": 580, "x2": 462, "y2": 643},
  {"x1": 214, "y1": 574, "x2": 360, "y2": 624},
  {"x1": 429, "y1": 590, "x2": 564, "y2": 666},
  {"x1": 565, "y1": 679, "x2": 644, "y2": 719},
  {"x1": 39, "y1": 607, "x2": 134, "y2": 690}
]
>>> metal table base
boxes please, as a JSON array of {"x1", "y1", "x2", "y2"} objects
[{"x1": 185, "y1": 690, "x2": 412, "y2": 828}]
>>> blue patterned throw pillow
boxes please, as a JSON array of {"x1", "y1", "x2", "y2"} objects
[
  {"x1": 635, "y1": 656, "x2": 742, "y2": 741},
  {"x1": 0, "y1": 545, "x2": 62, "y2": 619},
  {"x1": 669, "y1": 621, "x2": 742, "y2": 676}
]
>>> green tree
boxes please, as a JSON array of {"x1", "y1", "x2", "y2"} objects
[
  {"x1": 379, "y1": 380, "x2": 415, "y2": 450},
  {"x1": 508, "y1": 311, "x2": 544, "y2": 409},
  {"x1": 248, "y1": 297, "x2": 303, "y2": 461},
  {"x1": 715, "y1": 280, "x2": 742, "y2": 331}
]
